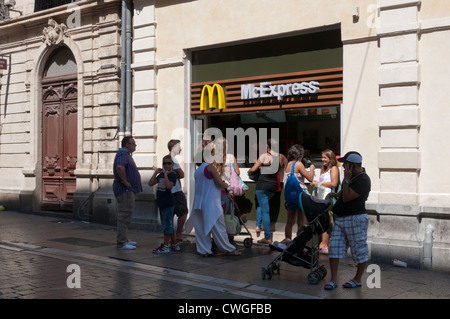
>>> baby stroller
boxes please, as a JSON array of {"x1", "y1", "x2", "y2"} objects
[
  {"x1": 222, "y1": 192, "x2": 254, "y2": 248},
  {"x1": 261, "y1": 192, "x2": 331, "y2": 284}
]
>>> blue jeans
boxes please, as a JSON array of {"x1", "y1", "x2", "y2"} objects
[
  {"x1": 160, "y1": 206, "x2": 175, "y2": 235},
  {"x1": 256, "y1": 190, "x2": 275, "y2": 240}
]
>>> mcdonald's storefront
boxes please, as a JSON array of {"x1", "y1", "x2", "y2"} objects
[
  {"x1": 189, "y1": 29, "x2": 343, "y2": 223},
  {"x1": 154, "y1": 0, "x2": 450, "y2": 271}
]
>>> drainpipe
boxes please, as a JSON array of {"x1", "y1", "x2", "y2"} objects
[
  {"x1": 119, "y1": 0, "x2": 126, "y2": 139},
  {"x1": 423, "y1": 224, "x2": 434, "y2": 270},
  {"x1": 125, "y1": 0, "x2": 132, "y2": 136}
]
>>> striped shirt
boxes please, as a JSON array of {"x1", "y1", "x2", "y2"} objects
[{"x1": 113, "y1": 148, "x2": 142, "y2": 198}]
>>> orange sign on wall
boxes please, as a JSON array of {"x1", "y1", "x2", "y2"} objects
[{"x1": 190, "y1": 67, "x2": 343, "y2": 115}]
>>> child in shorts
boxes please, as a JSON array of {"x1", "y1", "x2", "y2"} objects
[{"x1": 148, "y1": 155, "x2": 180, "y2": 253}]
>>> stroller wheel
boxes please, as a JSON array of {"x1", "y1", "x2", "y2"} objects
[
  {"x1": 261, "y1": 266, "x2": 273, "y2": 280},
  {"x1": 266, "y1": 266, "x2": 273, "y2": 279},
  {"x1": 318, "y1": 265, "x2": 327, "y2": 279},
  {"x1": 307, "y1": 271, "x2": 321, "y2": 285},
  {"x1": 273, "y1": 262, "x2": 281, "y2": 274},
  {"x1": 243, "y1": 238, "x2": 253, "y2": 248}
]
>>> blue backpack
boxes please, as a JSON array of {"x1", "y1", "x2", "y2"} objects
[{"x1": 284, "y1": 161, "x2": 304, "y2": 210}]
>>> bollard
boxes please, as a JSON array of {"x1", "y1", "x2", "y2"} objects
[{"x1": 423, "y1": 224, "x2": 434, "y2": 270}]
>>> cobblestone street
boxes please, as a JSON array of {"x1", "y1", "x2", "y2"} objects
[{"x1": 1, "y1": 210, "x2": 450, "y2": 304}]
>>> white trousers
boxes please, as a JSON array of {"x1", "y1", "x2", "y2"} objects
[{"x1": 194, "y1": 213, "x2": 235, "y2": 255}]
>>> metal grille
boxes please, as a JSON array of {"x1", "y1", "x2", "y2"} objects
[{"x1": 34, "y1": 0, "x2": 73, "y2": 12}]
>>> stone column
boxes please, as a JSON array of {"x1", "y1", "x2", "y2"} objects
[
  {"x1": 129, "y1": 0, "x2": 159, "y2": 228},
  {"x1": 373, "y1": 0, "x2": 423, "y2": 267},
  {"x1": 377, "y1": 0, "x2": 421, "y2": 205}
]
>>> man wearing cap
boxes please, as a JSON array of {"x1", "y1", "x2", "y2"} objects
[{"x1": 324, "y1": 151, "x2": 371, "y2": 290}]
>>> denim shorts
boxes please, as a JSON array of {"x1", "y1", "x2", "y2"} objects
[{"x1": 328, "y1": 214, "x2": 369, "y2": 264}]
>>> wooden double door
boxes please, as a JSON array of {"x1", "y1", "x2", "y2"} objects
[{"x1": 41, "y1": 76, "x2": 78, "y2": 211}]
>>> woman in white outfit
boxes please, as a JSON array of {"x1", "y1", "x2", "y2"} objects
[
  {"x1": 185, "y1": 140, "x2": 241, "y2": 256},
  {"x1": 311, "y1": 149, "x2": 339, "y2": 253}
]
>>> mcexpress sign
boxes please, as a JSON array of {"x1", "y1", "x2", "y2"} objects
[{"x1": 241, "y1": 81, "x2": 319, "y2": 101}]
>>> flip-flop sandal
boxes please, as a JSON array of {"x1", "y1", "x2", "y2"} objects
[
  {"x1": 343, "y1": 280, "x2": 362, "y2": 288},
  {"x1": 324, "y1": 281, "x2": 338, "y2": 290}
]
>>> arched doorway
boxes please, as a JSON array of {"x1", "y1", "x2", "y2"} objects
[{"x1": 41, "y1": 46, "x2": 78, "y2": 211}]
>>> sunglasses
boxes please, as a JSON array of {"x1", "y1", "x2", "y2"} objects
[{"x1": 163, "y1": 162, "x2": 173, "y2": 165}]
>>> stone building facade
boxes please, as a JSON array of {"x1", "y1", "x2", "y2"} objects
[{"x1": 1, "y1": 0, "x2": 450, "y2": 271}]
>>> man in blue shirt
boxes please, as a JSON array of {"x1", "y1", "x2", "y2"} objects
[{"x1": 113, "y1": 136, "x2": 142, "y2": 249}]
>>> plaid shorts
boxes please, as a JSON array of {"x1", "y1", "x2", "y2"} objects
[{"x1": 329, "y1": 214, "x2": 369, "y2": 264}]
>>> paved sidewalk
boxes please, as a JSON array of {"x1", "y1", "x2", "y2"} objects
[{"x1": 1, "y1": 210, "x2": 450, "y2": 300}]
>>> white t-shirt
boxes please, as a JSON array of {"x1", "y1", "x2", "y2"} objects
[
  {"x1": 221, "y1": 154, "x2": 234, "y2": 183},
  {"x1": 312, "y1": 169, "x2": 333, "y2": 199},
  {"x1": 171, "y1": 155, "x2": 182, "y2": 193}
]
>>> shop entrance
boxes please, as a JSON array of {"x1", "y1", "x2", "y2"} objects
[
  {"x1": 193, "y1": 106, "x2": 340, "y2": 224},
  {"x1": 207, "y1": 108, "x2": 341, "y2": 169},
  {"x1": 190, "y1": 28, "x2": 343, "y2": 223},
  {"x1": 41, "y1": 47, "x2": 78, "y2": 211}
]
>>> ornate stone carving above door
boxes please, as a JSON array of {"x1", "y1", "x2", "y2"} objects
[{"x1": 41, "y1": 18, "x2": 68, "y2": 46}]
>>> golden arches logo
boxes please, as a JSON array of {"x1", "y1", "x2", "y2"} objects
[{"x1": 200, "y1": 84, "x2": 226, "y2": 111}]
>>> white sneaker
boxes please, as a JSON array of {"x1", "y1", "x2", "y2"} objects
[
  {"x1": 128, "y1": 241, "x2": 137, "y2": 246},
  {"x1": 118, "y1": 243, "x2": 136, "y2": 250},
  {"x1": 152, "y1": 244, "x2": 170, "y2": 254},
  {"x1": 171, "y1": 243, "x2": 180, "y2": 251}
]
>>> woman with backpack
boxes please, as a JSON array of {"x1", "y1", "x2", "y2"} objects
[{"x1": 283, "y1": 144, "x2": 315, "y2": 240}]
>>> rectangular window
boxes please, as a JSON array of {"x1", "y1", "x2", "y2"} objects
[{"x1": 35, "y1": 0, "x2": 73, "y2": 12}]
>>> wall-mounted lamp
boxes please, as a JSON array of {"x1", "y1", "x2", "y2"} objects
[{"x1": 353, "y1": 6, "x2": 360, "y2": 23}]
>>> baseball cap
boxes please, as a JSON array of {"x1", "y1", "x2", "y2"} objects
[{"x1": 338, "y1": 151, "x2": 362, "y2": 164}]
